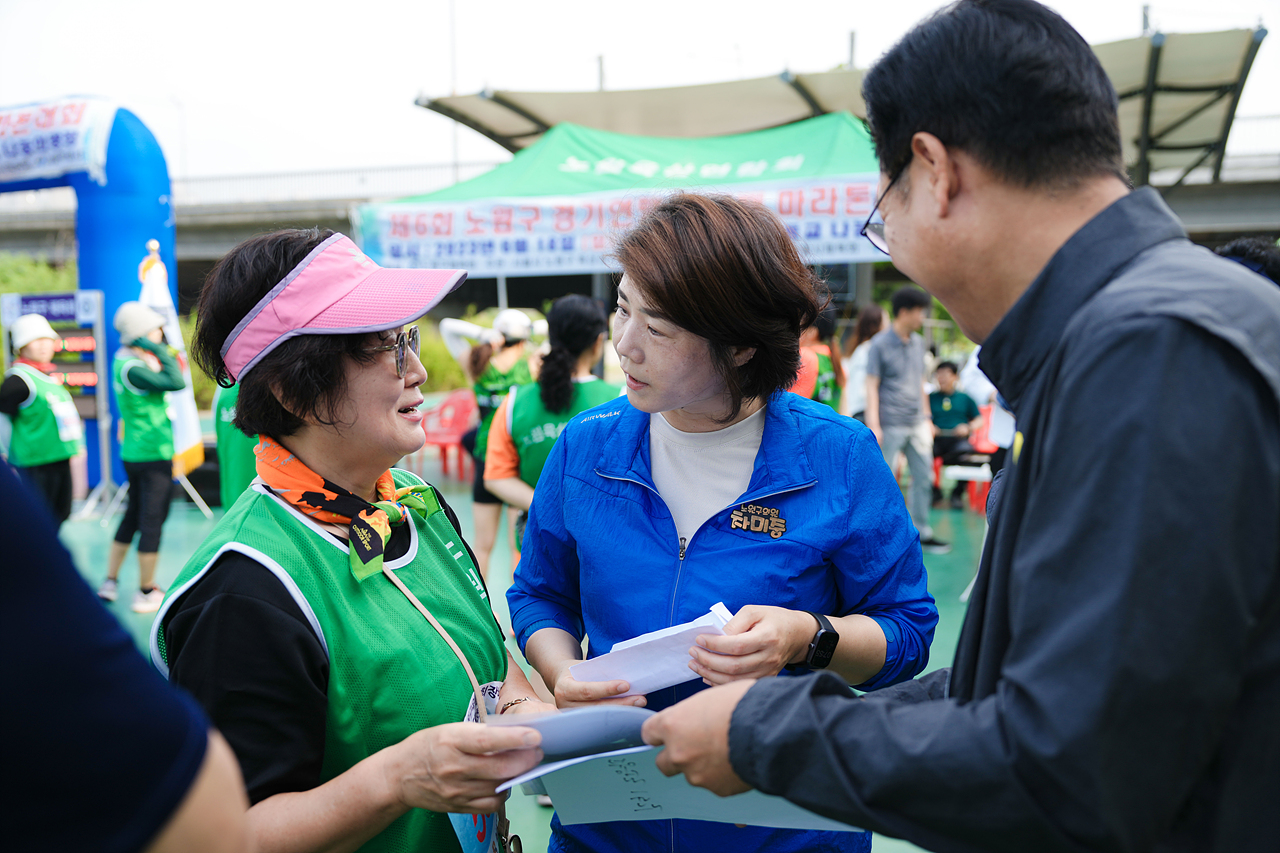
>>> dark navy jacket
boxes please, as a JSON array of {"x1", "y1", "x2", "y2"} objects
[{"x1": 731, "y1": 188, "x2": 1280, "y2": 853}]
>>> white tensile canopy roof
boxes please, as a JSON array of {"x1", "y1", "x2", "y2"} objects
[{"x1": 421, "y1": 28, "x2": 1266, "y2": 187}]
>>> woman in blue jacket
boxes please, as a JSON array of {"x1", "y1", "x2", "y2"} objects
[{"x1": 508, "y1": 193, "x2": 938, "y2": 853}]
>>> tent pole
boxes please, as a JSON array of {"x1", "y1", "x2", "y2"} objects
[
  {"x1": 854, "y1": 263, "x2": 875, "y2": 308},
  {"x1": 497, "y1": 276, "x2": 509, "y2": 310}
]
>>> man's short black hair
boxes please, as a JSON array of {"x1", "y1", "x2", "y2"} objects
[
  {"x1": 1214, "y1": 237, "x2": 1280, "y2": 285},
  {"x1": 891, "y1": 286, "x2": 932, "y2": 317},
  {"x1": 862, "y1": 0, "x2": 1127, "y2": 190},
  {"x1": 936, "y1": 361, "x2": 960, "y2": 375}
]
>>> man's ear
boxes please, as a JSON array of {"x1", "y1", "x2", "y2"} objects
[
  {"x1": 731, "y1": 346, "x2": 756, "y2": 367},
  {"x1": 910, "y1": 132, "x2": 959, "y2": 219}
]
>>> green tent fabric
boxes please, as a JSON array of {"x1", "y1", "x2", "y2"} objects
[
  {"x1": 353, "y1": 112, "x2": 884, "y2": 273},
  {"x1": 401, "y1": 112, "x2": 877, "y2": 201}
]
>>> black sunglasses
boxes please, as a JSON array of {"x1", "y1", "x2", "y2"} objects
[
  {"x1": 859, "y1": 165, "x2": 906, "y2": 256},
  {"x1": 367, "y1": 325, "x2": 421, "y2": 378}
]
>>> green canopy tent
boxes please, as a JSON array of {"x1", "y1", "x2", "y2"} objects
[{"x1": 352, "y1": 113, "x2": 883, "y2": 298}]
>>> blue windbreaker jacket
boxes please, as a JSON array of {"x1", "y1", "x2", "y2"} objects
[{"x1": 509, "y1": 390, "x2": 937, "y2": 853}]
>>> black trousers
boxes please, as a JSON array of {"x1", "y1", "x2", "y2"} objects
[
  {"x1": 114, "y1": 460, "x2": 174, "y2": 553},
  {"x1": 16, "y1": 458, "x2": 73, "y2": 526},
  {"x1": 933, "y1": 436, "x2": 976, "y2": 501}
]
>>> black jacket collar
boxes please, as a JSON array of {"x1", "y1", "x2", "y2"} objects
[{"x1": 979, "y1": 187, "x2": 1186, "y2": 412}]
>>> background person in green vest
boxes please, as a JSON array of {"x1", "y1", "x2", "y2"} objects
[
  {"x1": 484, "y1": 294, "x2": 621, "y2": 551},
  {"x1": 0, "y1": 313, "x2": 84, "y2": 527},
  {"x1": 154, "y1": 228, "x2": 549, "y2": 853},
  {"x1": 99, "y1": 301, "x2": 185, "y2": 613},
  {"x1": 212, "y1": 382, "x2": 259, "y2": 510},
  {"x1": 440, "y1": 309, "x2": 538, "y2": 580}
]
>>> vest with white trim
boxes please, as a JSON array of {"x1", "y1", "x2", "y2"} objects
[
  {"x1": 3, "y1": 363, "x2": 83, "y2": 467},
  {"x1": 151, "y1": 469, "x2": 505, "y2": 853}
]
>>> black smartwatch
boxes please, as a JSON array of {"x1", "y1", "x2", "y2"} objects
[{"x1": 785, "y1": 611, "x2": 840, "y2": 670}]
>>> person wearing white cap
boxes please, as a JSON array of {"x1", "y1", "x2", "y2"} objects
[
  {"x1": 99, "y1": 301, "x2": 185, "y2": 613},
  {"x1": 440, "y1": 308, "x2": 539, "y2": 580},
  {"x1": 152, "y1": 228, "x2": 552, "y2": 853},
  {"x1": 1, "y1": 313, "x2": 84, "y2": 526}
]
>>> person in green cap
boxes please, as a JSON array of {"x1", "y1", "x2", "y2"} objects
[
  {"x1": 440, "y1": 309, "x2": 538, "y2": 579},
  {"x1": 483, "y1": 294, "x2": 621, "y2": 553},
  {"x1": 99, "y1": 301, "x2": 184, "y2": 613},
  {"x1": 1, "y1": 313, "x2": 84, "y2": 527}
]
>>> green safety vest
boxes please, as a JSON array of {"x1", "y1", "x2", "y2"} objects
[
  {"x1": 155, "y1": 468, "x2": 506, "y2": 853},
  {"x1": 212, "y1": 384, "x2": 260, "y2": 509},
  {"x1": 472, "y1": 359, "x2": 533, "y2": 461},
  {"x1": 812, "y1": 350, "x2": 842, "y2": 412},
  {"x1": 509, "y1": 378, "x2": 621, "y2": 487},
  {"x1": 3, "y1": 363, "x2": 83, "y2": 467},
  {"x1": 113, "y1": 350, "x2": 174, "y2": 463}
]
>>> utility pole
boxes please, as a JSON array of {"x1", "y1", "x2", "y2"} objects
[
  {"x1": 598, "y1": 55, "x2": 605, "y2": 91},
  {"x1": 450, "y1": 0, "x2": 459, "y2": 183},
  {"x1": 1142, "y1": 5, "x2": 1151, "y2": 35},
  {"x1": 848, "y1": 31, "x2": 856, "y2": 69}
]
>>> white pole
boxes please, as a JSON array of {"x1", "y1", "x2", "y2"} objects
[{"x1": 497, "y1": 276, "x2": 509, "y2": 310}]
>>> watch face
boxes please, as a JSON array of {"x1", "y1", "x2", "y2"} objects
[{"x1": 810, "y1": 629, "x2": 839, "y2": 669}]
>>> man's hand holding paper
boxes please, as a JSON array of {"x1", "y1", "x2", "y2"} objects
[{"x1": 642, "y1": 680, "x2": 756, "y2": 797}]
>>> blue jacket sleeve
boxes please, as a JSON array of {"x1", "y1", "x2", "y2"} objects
[
  {"x1": 506, "y1": 433, "x2": 586, "y2": 652},
  {"x1": 833, "y1": 428, "x2": 937, "y2": 690}
]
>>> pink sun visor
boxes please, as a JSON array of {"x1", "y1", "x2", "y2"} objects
[{"x1": 220, "y1": 234, "x2": 466, "y2": 382}]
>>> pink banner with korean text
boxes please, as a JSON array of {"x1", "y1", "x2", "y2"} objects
[
  {"x1": 352, "y1": 175, "x2": 884, "y2": 276},
  {"x1": 0, "y1": 97, "x2": 118, "y2": 186}
]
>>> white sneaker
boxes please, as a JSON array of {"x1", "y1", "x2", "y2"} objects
[
  {"x1": 132, "y1": 587, "x2": 165, "y2": 613},
  {"x1": 97, "y1": 578, "x2": 118, "y2": 602}
]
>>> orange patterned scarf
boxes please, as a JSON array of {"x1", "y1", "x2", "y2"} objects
[{"x1": 255, "y1": 437, "x2": 433, "y2": 581}]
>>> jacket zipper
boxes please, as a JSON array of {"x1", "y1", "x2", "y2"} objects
[{"x1": 600, "y1": 468, "x2": 816, "y2": 626}]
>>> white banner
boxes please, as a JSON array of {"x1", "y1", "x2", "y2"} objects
[
  {"x1": 356, "y1": 176, "x2": 885, "y2": 275},
  {"x1": 137, "y1": 244, "x2": 204, "y2": 476},
  {"x1": 0, "y1": 97, "x2": 118, "y2": 186}
]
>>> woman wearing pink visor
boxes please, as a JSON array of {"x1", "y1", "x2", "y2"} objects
[{"x1": 150, "y1": 229, "x2": 553, "y2": 853}]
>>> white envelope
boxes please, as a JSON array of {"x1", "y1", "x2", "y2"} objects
[{"x1": 570, "y1": 602, "x2": 734, "y2": 696}]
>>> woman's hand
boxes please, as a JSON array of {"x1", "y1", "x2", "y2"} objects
[
  {"x1": 550, "y1": 662, "x2": 647, "y2": 709},
  {"x1": 687, "y1": 605, "x2": 815, "y2": 684},
  {"x1": 500, "y1": 698, "x2": 558, "y2": 716},
  {"x1": 384, "y1": 722, "x2": 543, "y2": 815}
]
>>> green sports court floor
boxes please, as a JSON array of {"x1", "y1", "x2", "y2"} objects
[{"x1": 63, "y1": 435, "x2": 985, "y2": 853}]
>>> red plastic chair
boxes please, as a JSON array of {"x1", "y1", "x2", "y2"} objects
[{"x1": 421, "y1": 389, "x2": 478, "y2": 480}]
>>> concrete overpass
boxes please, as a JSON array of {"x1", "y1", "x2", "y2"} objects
[{"x1": 2, "y1": 149, "x2": 1278, "y2": 313}]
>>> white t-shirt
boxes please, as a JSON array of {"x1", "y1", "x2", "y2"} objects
[{"x1": 649, "y1": 406, "x2": 767, "y2": 548}]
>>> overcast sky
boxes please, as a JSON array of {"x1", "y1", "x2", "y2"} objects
[{"x1": 0, "y1": 0, "x2": 1274, "y2": 178}]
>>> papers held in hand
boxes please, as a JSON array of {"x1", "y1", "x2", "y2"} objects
[
  {"x1": 487, "y1": 705, "x2": 653, "y2": 761},
  {"x1": 569, "y1": 602, "x2": 734, "y2": 697},
  {"x1": 489, "y1": 706, "x2": 860, "y2": 832}
]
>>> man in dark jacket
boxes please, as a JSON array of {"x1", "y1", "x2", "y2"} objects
[{"x1": 641, "y1": 2, "x2": 1280, "y2": 852}]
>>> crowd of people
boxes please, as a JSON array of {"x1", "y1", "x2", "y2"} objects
[{"x1": 5, "y1": 1, "x2": 1280, "y2": 851}]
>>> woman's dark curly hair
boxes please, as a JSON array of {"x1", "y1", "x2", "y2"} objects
[
  {"x1": 190, "y1": 228, "x2": 381, "y2": 438},
  {"x1": 614, "y1": 193, "x2": 822, "y2": 421},
  {"x1": 539, "y1": 294, "x2": 607, "y2": 413}
]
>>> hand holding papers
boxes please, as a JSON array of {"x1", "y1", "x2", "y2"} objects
[
  {"x1": 570, "y1": 602, "x2": 733, "y2": 697},
  {"x1": 489, "y1": 706, "x2": 858, "y2": 832}
]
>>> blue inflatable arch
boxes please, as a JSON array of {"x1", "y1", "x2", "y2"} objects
[{"x1": 0, "y1": 105, "x2": 175, "y2": 487}]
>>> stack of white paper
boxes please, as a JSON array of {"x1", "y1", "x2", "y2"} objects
[{"x1": 570, "y1": 602, "x2": 734, "y2": 696}]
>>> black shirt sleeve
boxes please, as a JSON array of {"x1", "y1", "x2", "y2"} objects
[
  {"x1": 163, "y1": 549, "x2": 331, "y2": 804},
  {"x1": 0, "y1": 372, "x2": 32, "y2": 416},
  {"x1": 162, "y1": 490, "x2": 483, "y2": 804}
]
